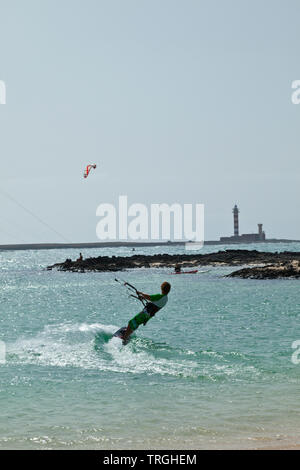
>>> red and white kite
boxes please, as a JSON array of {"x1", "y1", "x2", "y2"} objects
[{"x1": 84, "y1": 164, "x2": 97, "y2": 179}]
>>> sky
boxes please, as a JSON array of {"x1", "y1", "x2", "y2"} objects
[{"x1": 0, "y1": 0, "x2": 300, "y2": 244}]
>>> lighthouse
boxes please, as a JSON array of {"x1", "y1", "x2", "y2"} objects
[
  {"x1": 220, "y1": 205, "x2": 266, "y2": 243},
  {"x1": 233, "y1": 204, "x2": 239, "y2": 237}
]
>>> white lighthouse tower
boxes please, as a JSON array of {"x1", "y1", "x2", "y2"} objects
[{"x1": 233, "y1": 205, "x2": 239, "y2": 237}]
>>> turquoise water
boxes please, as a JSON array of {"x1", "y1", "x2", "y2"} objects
[{"x1": 1, "y1": 242, "x2": 300, "y2": 449}]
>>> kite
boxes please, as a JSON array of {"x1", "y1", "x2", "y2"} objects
[{"x1": 84, "y1": 164, "x2": 97, "y2": 179}]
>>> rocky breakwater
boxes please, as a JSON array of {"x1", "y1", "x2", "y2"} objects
[
  {"x1": 227, "y1": 260, "x2": 300, "y2": 279},
  {"x1": 46, "y1": 250, "x2": 300, "y2": 273}
]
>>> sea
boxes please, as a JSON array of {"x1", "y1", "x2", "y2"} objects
[{"x1": 0, "y1": 242, "x2": 300, "y2": 450}]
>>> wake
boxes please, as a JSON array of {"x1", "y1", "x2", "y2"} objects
[{"x1": 6, "y1": 322, "x2": 199, "y2": 378}]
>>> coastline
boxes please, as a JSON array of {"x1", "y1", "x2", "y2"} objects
[
  {"x1": 227, "y1": 261, "x2": 300, "y2": 279},
  {"x1": 46, "y1": 249, "x2": 300, "y2": 275},
  {"x1": 0, "y1": 239, "x2": 299, "y2": 252}
]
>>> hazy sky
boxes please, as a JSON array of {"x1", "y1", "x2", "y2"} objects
[{"x1": 0, "y1": 0, "x2": 299, "y2": 243}]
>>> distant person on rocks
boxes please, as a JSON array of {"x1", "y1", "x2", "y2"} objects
[{"x1": 76, "y1": 253, "x2": 83, "y2": 262}]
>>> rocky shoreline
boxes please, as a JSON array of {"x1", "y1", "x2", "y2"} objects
[
  {"x1": 46, "y1": 249, "x2": 300, "y2": 277},
  {"x1": 227, "y1": 260, "x2": 300, "y2": 279}
]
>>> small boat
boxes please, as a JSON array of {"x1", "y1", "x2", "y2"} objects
[{"x1": 170, "y1": 269, "x2": 198, "y2": 275}]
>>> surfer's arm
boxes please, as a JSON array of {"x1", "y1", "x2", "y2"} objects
[{"x1": 137, "y1": 291, "x2": 151, "y2": 301}]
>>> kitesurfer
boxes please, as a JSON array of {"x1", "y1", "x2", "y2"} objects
[{"x1": 121, "y1": 282, "x2": 171, "y2": 343}]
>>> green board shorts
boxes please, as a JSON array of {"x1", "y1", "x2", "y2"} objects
[{"x1": 128, "y1": 310, "x2": 151, "y2": 331}]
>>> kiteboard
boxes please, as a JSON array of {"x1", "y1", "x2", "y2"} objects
[
  {"x1": 113, "y1": 326, "x2": 127, "y2": 338},
  {"x1": 113, "y1": 326, "x2": 130, "y2": 344}
]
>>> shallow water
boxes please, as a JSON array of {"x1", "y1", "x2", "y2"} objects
[{"x1": 0, "y1": 243, "x2": 300, "y2": 449}]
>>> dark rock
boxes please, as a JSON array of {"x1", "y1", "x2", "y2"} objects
[
  {"x1": 227, "y1": 260, "x2": 300, "y2": 279},
  {"x1": 46, "y1": 250, "x2": 300, "y2": 274}
]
